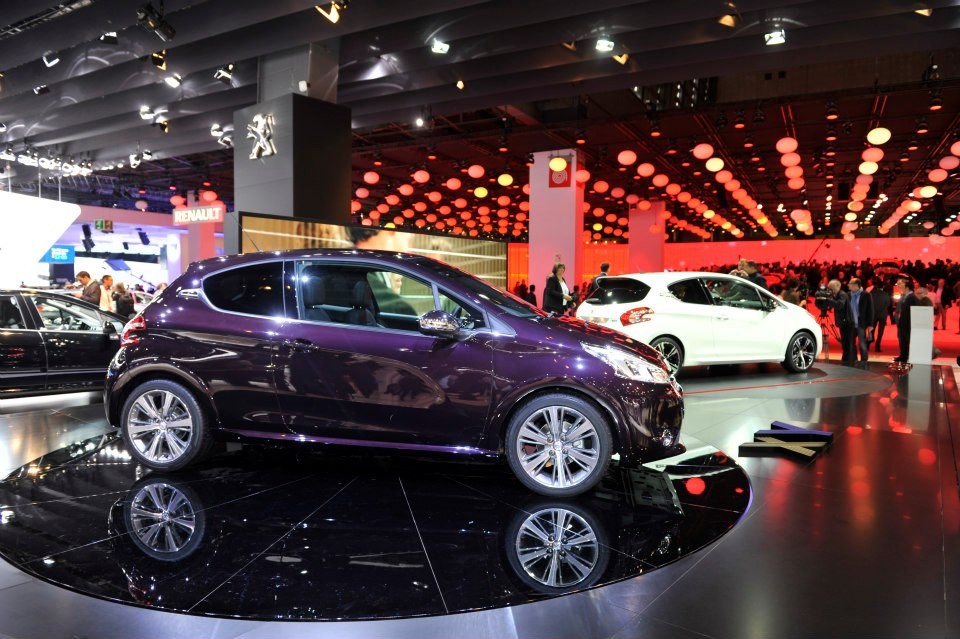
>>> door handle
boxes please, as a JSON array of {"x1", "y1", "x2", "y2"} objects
[{"x1": 284, "y1": 338, "x2": 318, "y2": 352}]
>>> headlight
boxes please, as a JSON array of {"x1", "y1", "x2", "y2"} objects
[{"x1": 582, "y1": 343, "x2": 672, "y2": 384}]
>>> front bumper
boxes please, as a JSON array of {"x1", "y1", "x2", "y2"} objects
[{"x1": 603, "y1": 376, "x2": 684, "y2": 464}]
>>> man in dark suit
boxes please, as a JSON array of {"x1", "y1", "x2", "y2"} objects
[
  {"x1": 869, "y1": 279, "x2": 892, "y2": 353},
  {"x1": 846, "y1": 278, "x2": 873, "y2": 368},
  {"x1": 826, "y1": 279, "x2": 852, "y2": 366},
  {"x1": 894, "y1": 278, "x2": 918, "y2": 364},
  {"x1": 76, "y1": 271, "x2": 100, "y2": 305}
]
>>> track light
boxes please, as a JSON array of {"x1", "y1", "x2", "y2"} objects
[
  {"x1": 752, "y1": 107, "x2": 765, "y2": 124},
  {"x1": 415, "y1": 116, "x2": 425, "y2": 127},
  {"x1": 596, "y1": 38, "x2": 615, "y2": 52},
  {"x1": 33, "y1": 85, "x2": 49, "y2": 95},
  {"x1": 150, "y1": 50, "x2": 166, "y2": 70},
  {"x1": 315, "y1": 1, "x2": 348, "y2": 24},
  {"x1": 153, "y1": 115, "x2": 169, "y2": 133},
  {"x1": 141, "y1": 149, "x2": 153, "y2": 160},
  {"x1": 164, "y1": 73, "x2": 182, "y2": 88},
  {"x1": 139, "y1": 105, "x2": 155, "y2": 120},
  {"x1": 137, "y1": 3, "x2": 176, "y2": 41},
  {"x1": 649, "y1": 122, "x2": 662, "y2": 138},
  {"x1": 214, "y1": 63, "x2": 234, "y2": 83},
  {"x1": 562, "y1": 41, "x2": 577, "y2": 52},
  {"x1": 914, "y1": 3, "x2": 932, "y2": 17},
  {"x1": 733, "y1": 110, "x2": 746, "y2": 129},
  {"x1": 916, "y1": 118, "x2": 929, "y2": 135},
  {"x1": 612, "y1": 53, "x2": 629, "y2": 65},
  {"x1": 575, "y1": 129, "x2": 586, "y2": 145},
  {"x1": 100, "y1": 31, "x2": 118, "y2": 45},
  {"x1": 0, "y1": 122, "x2": 5, "y2": 134},
  {"x1": 715, "y1": 111, "x2": 728, "y2": 128},
  {"x1": 928, "y1": 90, "x2": 942, "y2": 111},
  {"x1": 129, "y1": 153, "x2": 142, "y2": 168},
  {"x1": 210, "y1": 123, "x2": 223, "y2": 136},
  {"x1": 764, "y1": 28, "x2": 786, "y2": 46},
  {"x1": 824, "y1": 100, "x2": 839, "y2": 121},
  {"x1": 718, "y1": 14, "x2": 739, "y2": 28},
  {"x1": 431, "y1": 39, "x2": 450, "y2": 54},
  {"x1": 42, "y1": 51, "x2": 60, "y2": 67},
  {"x1": 138, "y1": 229, "x2": 150, "y2": 245},
  {"x1": 455, "y1": 79, "x2": 464, "y2": 90}
]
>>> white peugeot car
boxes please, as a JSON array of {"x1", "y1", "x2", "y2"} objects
[{"x1": 576, "y1": 272, "x2": 822, "y2": 374}]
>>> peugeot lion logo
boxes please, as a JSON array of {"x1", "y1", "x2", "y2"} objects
[{"x1": 247, "y1": 113, "x2": 277, "y2": 160}]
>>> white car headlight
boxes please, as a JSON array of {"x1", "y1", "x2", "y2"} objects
[{"x1": 582, "y1": 343, "x2": 672, "y2": 384}]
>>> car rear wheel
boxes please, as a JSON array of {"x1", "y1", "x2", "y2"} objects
[
  {"x1": 120, "y1": 380, "x2": 212, "y2": 471},
  {"x1": 782, "y1": 331, "x2": 816, "y2": 373},
  {"x1": 650, "y1": 336, "x2": 684, "y2": 375},
  {"x1": 505, "y1": 394, "x2": 612, "y2": 497}
]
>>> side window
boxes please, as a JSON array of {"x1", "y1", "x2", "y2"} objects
[
  {"x1": 0, "y1": 295, "x2": 26, "y2": 329},
  {"x1": 366, "y1": 269, "x2": 431, "y2": 318},
  {"x1": 31, "y1": 296, "x2": 103, "y2": 331},
  {"x1": 668, "y1": 279, "x2": 711, "y2": 305},
  {"x1": 204, "y1": 262, "x2": 285, "y2": 317},
  {"x1": 704, "y1": 278, "x2": 764, "y2": 311},
  {"x1": 438, "y1": 290, "x2": 486, "y2": 330}
]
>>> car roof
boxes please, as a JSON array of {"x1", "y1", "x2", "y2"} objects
[
  {"x1": 602, "y1": 271, "x2": 741, "y2": 284},
  {"x1": 3, "y1": 289, "x2": 126, "y2": 320},
  {"x1": 190, "y1": 248, "x2": 437, "y2": 272}
]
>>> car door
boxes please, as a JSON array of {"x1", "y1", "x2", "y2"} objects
[
  {"x1": 274, "y1": 260, "x2": 495, "y2": 448},
  {"x1": 0, "y1": 293, "x2": 47, "y2": 396},
  {"x1": 700, "y1": 276, "x2": 770, "y2": 361},
  {"x1": 23, "y1": 293, "x2": 121, "y2": 392}
]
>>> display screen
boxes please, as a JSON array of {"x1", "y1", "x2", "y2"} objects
[{"x1": 240, "y1": 214, "x2": 508, "y2": 289}]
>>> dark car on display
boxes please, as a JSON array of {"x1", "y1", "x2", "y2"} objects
[
  {"x1": 104, "y1": 249, "x2": 685, "y2": 497},
  {"x1": 0, "y1": 289, "x2": 126, "y2": 398}
]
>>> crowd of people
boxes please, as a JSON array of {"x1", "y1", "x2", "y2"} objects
[{"x1": 73, "y1": 271, "x2": 165, "y2": 319}]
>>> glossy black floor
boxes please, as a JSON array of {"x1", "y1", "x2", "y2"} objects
[{"x1": 0, "y1": 361, "x2": 957, "y2": 639}]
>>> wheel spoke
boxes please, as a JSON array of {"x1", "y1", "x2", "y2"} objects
[
  {"x1": 165, "y1": 417, "x2": 193, "y2": 431},
  {"x1": 563, "y1": 528, "x2": 597, "y2": 547},
  {"x1": 521, "y1": 448, "x2": 551, "y2": 476},
  {"x1": 160, "y1": 392, "x2": 176, "y2": 420},
  {"x1": 563, "y1": 548, "x2": 596, "y2": 581},
  {"x1": 518, "y1": 423, "x2": 549, "y2": 446},
  {"x1": 544, "y1": 548, "x2": 561, "y2": 587},
  {"x1": 133, "y1": 396, "x2": 160, "y2": 421},
  {"x1": 127, "y1": 422, "x2": 158, "y2": 437},
  {"x1": 552, "y1": 454, "x2": 569, "y2": 486},
  {"x1": 522, "y1": 517, "x2": 553, "y2": 544},
  {"x1": 563, "y1": 419, "x2": 595, "y2": 446},
  {"x1": 164, "y1": 431, "x2": 186, "y2": 458},
  {"x1": 145, "y1": 432, "x2": 163, "y2": 459},
  {"x1": 566, "y1": 446, "x2": 599, "y2": 471}
]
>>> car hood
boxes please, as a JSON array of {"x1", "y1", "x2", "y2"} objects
[{"x1": 524, "y1": 314, "x2": 667, "y2": 369}]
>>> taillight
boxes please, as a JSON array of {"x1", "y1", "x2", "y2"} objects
[
  {"x1": 620, "y1": 307, "x2": 653, "y2": 326},
  {"x1": 120, "y1": 315, "x2": 146, "y2": 346}
]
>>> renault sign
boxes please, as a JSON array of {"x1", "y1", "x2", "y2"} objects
[{"x1": 173, "y1": 205, "x2": 225, "y2": 226}]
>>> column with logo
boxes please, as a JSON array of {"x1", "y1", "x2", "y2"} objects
[
  {"x1": 176, "y1": 190, "x2": 222, "y2": 269},
  {"x1": 529, "y1": 150, "x2": 584, "y2": 307}
]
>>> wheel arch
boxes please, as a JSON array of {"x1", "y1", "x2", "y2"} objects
[{"x1": 109, "y1": 363, "x2": 219, "y2": 429}]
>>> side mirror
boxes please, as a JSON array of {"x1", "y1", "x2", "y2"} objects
[
  {"x1": 103, "y1": 322, "x2": 119, "y2": 338},
  {"x1": 419, "y1": 310, "x2": 461, "y2": 339}
]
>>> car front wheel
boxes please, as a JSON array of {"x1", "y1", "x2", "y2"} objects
[
  {"x1": 120, "y1": 379, "x2": 212, "y2": 471},
  {"x1": 782, "y1": 331, "x2": 817, "y2": 373},
  {"x1": 505, "y1": 394, "x2": 612, "y2": 497}
]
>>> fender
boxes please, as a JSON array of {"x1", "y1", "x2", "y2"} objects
[{"x1": 107, "y1": 360, "x2": 220, "y2": 428}]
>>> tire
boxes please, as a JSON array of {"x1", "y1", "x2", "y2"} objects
[
  {"x1": 122, "y1": 476, "x2": 206, "y2": 561},
  {"x1": 650, "y1": 336, "x2": 684, "y2": 375},
  {"x1": 120, "y1": 379, "x2": 212, "y2": 471},
  {"x1": 504, "y1": 500, "x2": 609, "y2": 594},
  {"x1": 504, "y1": 393, "x2": 612, "y2": 497},
  {"x1": 782, "y1": 331, "x2": 817, "y2": 373}
]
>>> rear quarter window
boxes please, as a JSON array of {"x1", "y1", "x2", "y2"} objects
[
  {"x1": 203, "y1": 262, "x2": 285, "y2": 317},
  {"x1": 584, "y1": 277, "x2": 651, "y2": 305}
]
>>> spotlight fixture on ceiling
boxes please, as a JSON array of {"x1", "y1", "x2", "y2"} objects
[
  {"x1": 100, "y1": 31, "x2": 118, "y2": 45},
  {"x1": 164, "y1": 73, "x2": 182, "y2": 88},
  {"x1": 717, "y1": 2, "x2": 741, "y2": 27},
  {"x1": 137, "y1": 3, "x2": 176, "y2": 42},
  {"x1": 430, "y1": 39, "x2": 450, "y2": 54},
  {"x1": 825, "y1": 126, "x2": 838, "y2": 141},
  {"x1": 498, "y1": 135, "x2": 509, "y2": 153},
  {"x1": 214, "y1": 63, "x2": 234, "y2": 83},
  {"x1": 752, "y1": 106, "x2": 765, "y2": 124},
  {"x1": 0, "y1": 122, "x2": 5, "y2": 134},
  {"x1": 595, "y1": 38, "x2": 615, "y2": 52},
  {"x1": 914, "y1": 3, "x2": 932, "y2": 17},
  {"x1": 139, "y1": 105, "x2": 155, "y2": 120},
  {"x1": 649, "y1": 121, "x2": 662, "y2": 138},
  {"x1": 33, "y1": 85, "x2": 49, "y2": 95},
  {"x1": 612, "y1": 53, "x2": 629, "y2": 65},
  {"x1": 715, "y1": 111, "x2": 728, "y2": 128},
  {"x1": 764, "y1": 26, "x2": 786, "y2": 46},
  {"x1": 455, "y1": 79, "x2": 464, "y2": 90},
  {"x1": 0, "y1": 72, "x2": 4, "y2": 94},
  {"x1": 922, "y1": 59, "x2": 940, "y2": 83},
  {"x1": 561, "y1": 41, "x2": 577, "y2": 52},
  {"x1": 907, "y1": 137, "x2": 919, "y2": 151},
  {"x1": 733, "y1": 110, "x2": 746, "y2": 129},
  {"x1": 315, "y1": 1, "x2": 348, "y2": 24},
  {"x1": 153, "y1": 114, "x2": 169, "y2": 133},
  {"x1": 150, "y1": 50, "x2": 166, "y2": 70},
  {"x1": 928, "y1": 90, "x2": 942, "y2": 111},
  {"x1": 574, "y1": 129, "x2": 586, "y2": 145},
  {"x1": 916, "y1": 118, "x2": 929, "y2": 135},
  {"x1": 824, "y1": 100, "x2": 839, "y2": 121},
  {"x1": 137, "y1": 229, "x2": 150, "y2": 245},
  {"x1": 141, "y1": 149, "x2": 153, "y2": 160},
  {"x1": 42, "y1": 51, "x2": 60, "y2": 67}
]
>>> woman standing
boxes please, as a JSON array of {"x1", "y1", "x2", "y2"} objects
[
  {"x1": 543, "y1": 262, "x2": 573, "y2": 314},
  {"x1": 113, "y1": 282, "x2": 136, "y2": 318}
]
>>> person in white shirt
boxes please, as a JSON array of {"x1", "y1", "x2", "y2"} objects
[{"x1": 99, "y1": 274, "x2": 117, "y2": 313}]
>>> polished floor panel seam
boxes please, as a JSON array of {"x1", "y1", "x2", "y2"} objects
[
  {"x1": 186, "y1": 476, "x2": 359, "y2": 613},
  {"x1": 398, "y1": 477, "x2": 449, "y2": 615},
  {"x1": 682, "y1": 372, "x2": 879, "y2": 395}
]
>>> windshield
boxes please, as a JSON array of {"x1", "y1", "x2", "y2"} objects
[{"x1": 412, "y1": 258, "x2": 542, "y2": 318}]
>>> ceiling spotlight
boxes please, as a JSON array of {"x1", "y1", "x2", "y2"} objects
[
  {"x1": 562, "y1": 41, "x2": 577, "y2": 52},
  {"x1": 743, "y1": 136, "x2": 754, "y2": 149},
  {"x1": 415, "y1": 116, "x2": 425, "y2": 127},
  {"x1": 33, "y1": 85, "x2": 49, "y2": 95},
  {"x1": 315, "y1": 1, "x2": 348, "y2": 24},
  {"x1": 217, "y1": 134, "x2": 233, "y2": 148},
  {"x1": 612, "y1": 53, "x2": 629, "y2": 65},
  {"x1": 928, "y1": 90, "x2": 942, "y2": 111},
  {"x1": 498, "y1": 136, "x2": 509, "y2": 153},
  {"x1": 718, "y1": 13, "x2": 739, "y2": 28},
  {"x1": 916, "y1": 118, "x2": 929, "y2": 135},
  {"x1": 914, "y1": 3, "x2": 932, "y2": 17},
  {"x1": 139, "y1": 105, "x2": 155, "y2": 120},
  {"x1": 752, "y1": 107, "x2": 765, "y2": 124},
  {"x1": 164, "y1": 73, "x2": 182, "y2": 88},
  {"x1": 575, "y1": 129, "x2": 586, "y2": 145},
  {"x1": 137, "y1": 3, "x2": 176, "y2": 42},
  {"x1": 455, "y1": 79, "x2": 464, "y2": 90},
  {"x1": 595, "y1": 38, "x2": 615, "y2": 52},
  {"x1": 214, "y1": 63, "x2": 234, "y2": 83},
  {"x1": 825, "y1": 126, "x2": 838, "y2": 142},
  {"x1": 156, "y1": 120, "x2": 169, "y2": 134},
  {"x1": 210, "y1": 122, "x2": 223, "y2": 136},
  {"x1": 150, "y1": 50, "x2": 166, "y2": 70},
  {"x1": 715, "y1": 111, "x2": 728, "y2": 128},
  {"x1": 100, "y1": 31, "x2": 118, "y2": 45},
  {"x1": 764, "y1": 28, "x2": 786, "y2": 46},
  {"x1": 431, "y1": 39, "x2": 450, "y2": 54},
  {"x1": 649, "y1": 122, "x2": 662, "y2": 138},
  {"x1": 824, "y1": 100, "x2": 839, "y2": 121},
  {"x1": 129, "y1": 153, "x2": 142, "y2": 169},
  {"x1": 42, "y1": 51, "x2": 60, "y2": 67},
  {"x1": 0, "y1": 122, "x2": 5, "y2": 133},
  {"x1": 907, "y1": 137, "x2": 919, "y2": 151},
  {"x1": 141, "y1": 149, "x2": 153, "y2": 160},
  {"x1": 733, "y1": 110, "x2": 746, "y2": 129}
]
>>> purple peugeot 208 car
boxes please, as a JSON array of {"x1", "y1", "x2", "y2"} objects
[{"x1": 105, "y1": 249, "x2": 684, "y2": 497}]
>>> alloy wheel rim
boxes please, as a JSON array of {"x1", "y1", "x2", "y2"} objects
[
  {"x1": 514, "y1": 507, "x2": 599, "y2": 588},
  {"x1": 516, "y1": 406, "x2": 600, "y2": 489},
  {"x1": 129, "y1": 483, "x2": 197, "y2": 554},
  {"x1": 791, "y1": 335, "x2": 815, "y2": 369},
  {"x1": 126, "y1": 390, "x2": 194, "y2": 463},
  {"x1": 654, "y1": 342, "x2": 681, "y2": 374}
]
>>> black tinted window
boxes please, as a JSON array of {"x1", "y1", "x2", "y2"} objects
[
  {"x1": 669, "y1": 279, "x2": 711, "y2": 305},
  {"x1": 584, "y1": 277, "x2": 650, "y2": 305},
  {"x1": 204, "y1": 262, "x2": 284, "y2": 317}
]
